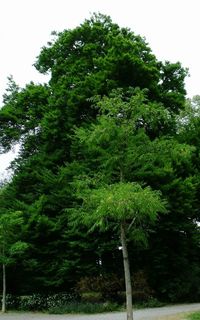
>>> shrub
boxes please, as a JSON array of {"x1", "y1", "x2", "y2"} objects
[
  {"x1": 18, "y1": 292, "x2": 79, "y2": 311},
  {"x1": 132, "y1": 271, "x2": 154, "y2": 302},
  {"x1": 19, "y1": 294, "x2": 47, "y2": 311},
  {"x1": 76, "y1": 274, "x2": 124, "y2": 302},
  {"x1": 48, "y1": 302, "x2": 121, "y2": 314},
  {"x1": 76, "y1": 271, "x2": 155, "y2": 303},
  {"x1": 5, "y1": 294, "x2": 20, "y2": 310},
  {"x1": 46, "y1": 292, "x2": 79, "y2": 309},
  {"x1": 134, "y1": 297, "x2": 165, "y2": 309},
  {"x1": 81, "y1": 292, "x2": 103, "y2": 303}
]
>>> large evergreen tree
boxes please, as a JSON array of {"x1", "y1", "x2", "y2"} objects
[{"x1": 0, "y1": 13, "x2": 199, "y2": 301}]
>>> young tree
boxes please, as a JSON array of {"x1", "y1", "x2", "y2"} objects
[
  {"x1": 71, "y1": 90, "x2": 170, "y2": 319},
  {"x1": 74, "y1": 182, "x2": 165, "y2": 320},
  {"x1": 0, "y1": 207, "x2": 28, "y2": 313}
]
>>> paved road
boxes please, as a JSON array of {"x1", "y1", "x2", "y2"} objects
[{"x1": 0, "y1": 303, "x2": 200, "y2": 320}]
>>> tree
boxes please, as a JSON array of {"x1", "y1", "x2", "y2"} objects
[
  {"x1": 74, "y1": 183, "x2": 165, "y2": 320},
  {"x1": 139, "y1": 96, "x2": 200, "y2": 302},
  {"x1": 0, "y1": 13, "x2": 190, "y2": 296},
  {"x1": 0, "y1": 204, "x2": 28, "y2": 312},
  {"x1": 71, "y1": 90, "x2": 168, "y2": 319},
  {"x1": 0, "y1": 14, "x2": 187, "y2": 158}
]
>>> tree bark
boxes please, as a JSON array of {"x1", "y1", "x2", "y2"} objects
[
  {"x1": 120, "y1": 223, "x2": 133, "y2": 320},
  {"x1": 2, "y1": 263, "x2": 6, "y2": 313}
]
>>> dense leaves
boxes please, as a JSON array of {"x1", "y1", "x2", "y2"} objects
[{"x1": 0, "y1": 13, "x2": 199, "y2": 304}]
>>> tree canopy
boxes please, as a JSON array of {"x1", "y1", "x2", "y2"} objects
[{"x1": 0, "y1": 13, "x2": 199, "y2": 305}]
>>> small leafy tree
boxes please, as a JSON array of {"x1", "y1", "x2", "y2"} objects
[
  {"x1": 71, "y1": 89, "x2": 168, "y2": 320},
  {"x1": 75, "y1": 183, "x2": 165, "y2": 320},
  {"x1": 0, "y1": 210, "x2": 28, "y2": 313}
]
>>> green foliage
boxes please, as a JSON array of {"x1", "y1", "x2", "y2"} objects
[
  {"x1": 74, "y1": 182, "x2": 166, "y2": 234},
  {"x1": 0, "y1": 14, "x2": 187, "y2": 156},
  {"x1": 48, "y1": 301, "x2": 121, "y2": 314},
  {"x1": 73, "y1": 89, "x2": 193, "y2": 191},
  {"x1": 76, "y1": 271, "x2": 155, "y2": 304},
  {"x1": 0, "y1": 13, "x2": 198, "y2": 303},
  {"x1": 72, "y1": 87, "x2": 169, "y2": 320},
  {"x1": 80, "y1": 292, "x2": 103, "y2": 303},
  {"x1": 72, "y1": 90, "x2": 168, "y2": 243},
  {"x1": 76, "y1": 274, "x2": 124, "y2": 302},
  {"x1": 18, "y1": 293, "x2": 78, "y2": 311},
  {"x1": 187, "y1": 313, "x2": 200, "y2": 320},
  {"x1": 133, "y1": 297, "x2": 165, "y2": 309},
  {"x1": 19, "y1": 294, "x2": 47, "y2": 311},
  {"x1": 132, "y1": 271, "x2": 154, "y2": 302},
  {"x1": 6, "y1": 292, "x2": 119, "y2": 313},
  {"x1": 4, "y1": 294, "x2": 20, "y2": 310},
  {"x1": 143, "y1": 95, "x2": 200, "y2": 302},
  {"x1": 0, "y1": 209, "x2": 28, "y2": 265},
  {"x1": 0, "y1": 82, "x2": 49, "y2": 153}
]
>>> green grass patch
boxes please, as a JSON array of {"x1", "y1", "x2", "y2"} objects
[
  {"x1": 48, "y1": 301, "x2": 121, "y2": 314},
  {"x1": 187, "y1": 312, "x2": 200, "y2": 320}
]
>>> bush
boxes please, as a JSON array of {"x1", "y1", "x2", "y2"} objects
[
  {"x1": 76, "y1": 271, "x2": 155, "y2": 304},
  {"x1": 81, "y1": 292, "x2": 103, "y2": 303},
  {"x1": 76, "y1": 274, "x2": 124, "y2": 302},
  {"x1": 18, "y1": 292, "x2": 79, "y2": 311},
  {"x1": 132, "y1": 271, "x2": 154, "y2": 302},
  {"x1": 134, "y1": 297, "x2": 165, "y2": 309},
  {"x1": 19, "y1": 294, "x2": 47, "y2": 311},
  {"x1": 48, "y1": 302, "x2": 121, "y2": 314},
  {"x1": 46, "y1": 292, "x2": 79, "y2": 309},
  {"x1": 5, "y1": 294, "x2": 20, "y2": 310}
]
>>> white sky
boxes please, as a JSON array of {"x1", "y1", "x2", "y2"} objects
[{"x1": 0, "y1": 0, "x2": 200, "y2": 177}]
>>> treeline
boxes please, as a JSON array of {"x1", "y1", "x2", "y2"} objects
[{"x1": 0, "y1": 14, "x2": 200, "y2": 304}]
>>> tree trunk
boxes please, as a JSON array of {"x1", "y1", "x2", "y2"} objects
[
  {"x1": 2, "y1": 263, "x2": 6, "y2": 313},
  {"x1": 120, "y1": 223, "x2": 133, "y2": 320}
]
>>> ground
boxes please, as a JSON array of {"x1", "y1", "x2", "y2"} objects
[{"x1": 0, "y1": 303, "x2": 200, "y2": 320}]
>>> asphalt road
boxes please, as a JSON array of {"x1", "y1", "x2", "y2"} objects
[{"x1": 0, "y1": 303, "x2": 200, "y2": 320}]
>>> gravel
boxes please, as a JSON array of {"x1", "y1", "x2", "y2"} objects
[{"x1": 0, "y1": 303, "x2": 200, "y2": 320}]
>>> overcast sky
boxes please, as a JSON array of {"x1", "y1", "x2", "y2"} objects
[{"x1": 0, "y1": 0, "x2": 200, "y2": 177}]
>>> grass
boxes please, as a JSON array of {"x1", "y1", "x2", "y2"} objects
[
  {"x1": 187, "y1": 312, "x2": 200, "y2": 320},
  {"x1": 157, "y1": 316, "x2": 184, "y2": 320},
  {"x1": 154, "y1": 311, "x2": 200, "y2": 320},
  {"x1": 155, "y1": 315, "x2": 186, "y2": 320}
]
